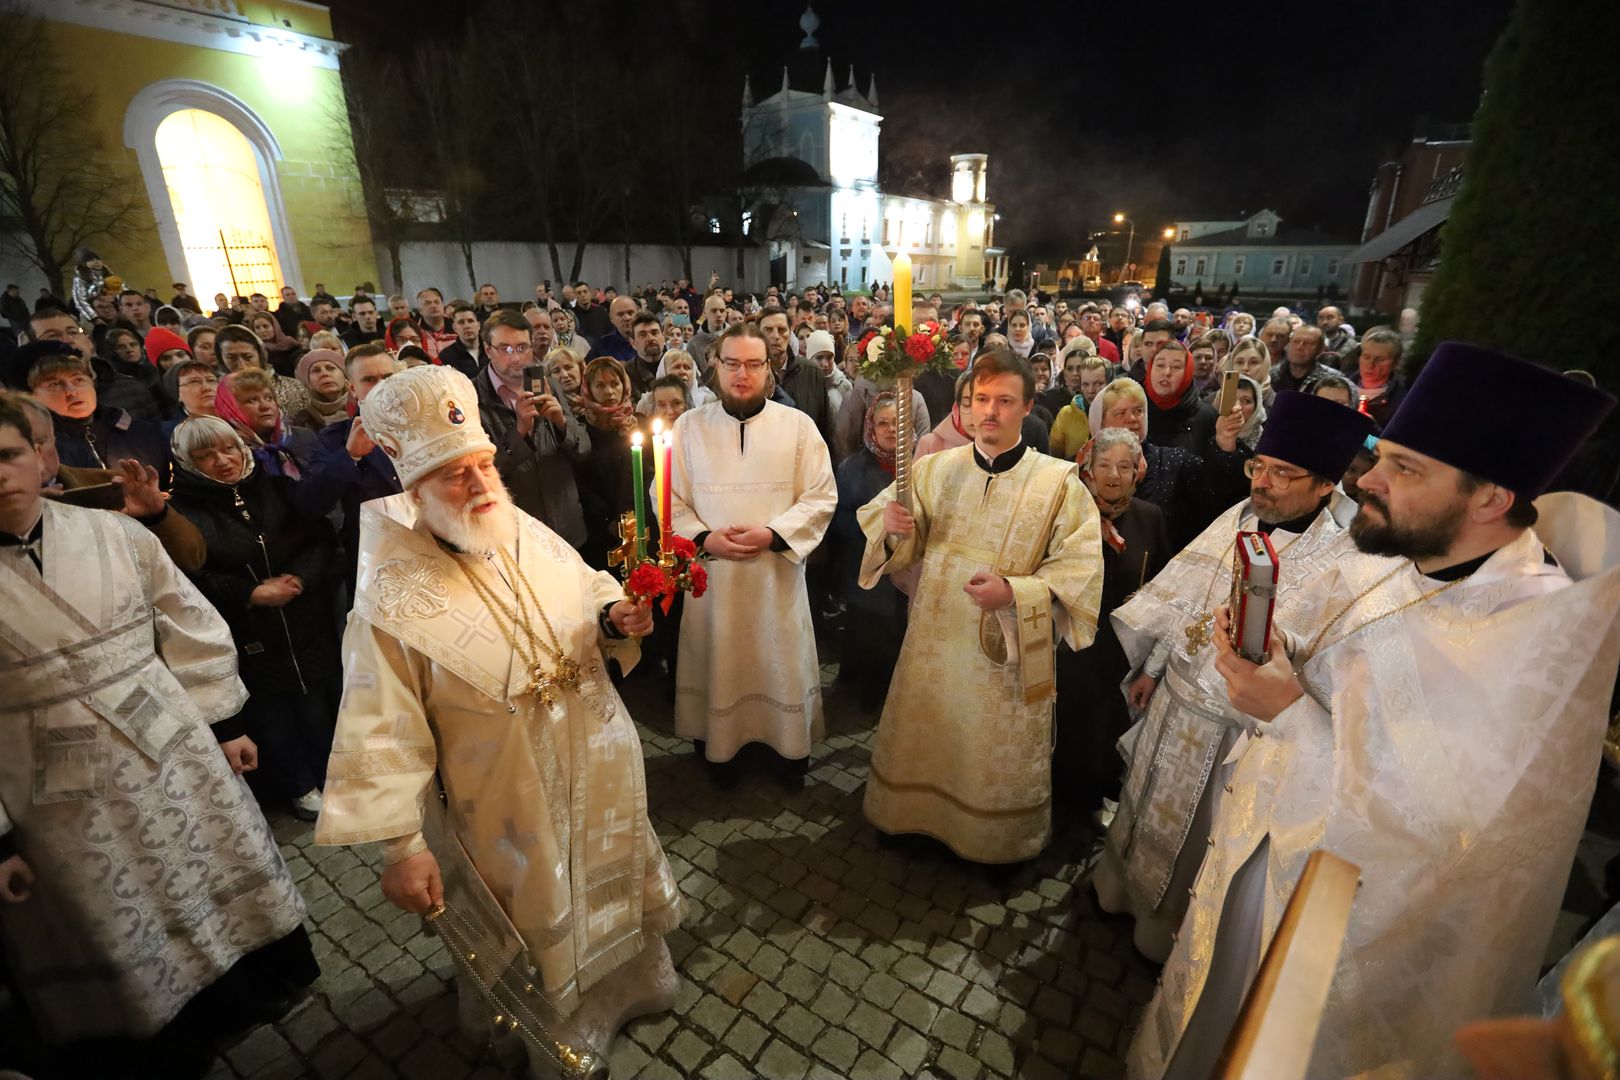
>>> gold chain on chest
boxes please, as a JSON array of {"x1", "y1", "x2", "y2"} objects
[{"x1": 455, "y1": 546, "x2": 580, "y2": 707}]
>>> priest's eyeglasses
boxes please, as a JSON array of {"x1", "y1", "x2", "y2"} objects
[
  {"x1": 1243, "y1": 459, "x2": 1309, "y2": 489},
  {"x1": 716, "y1": 358, "x2": 768, "y2": 373}
]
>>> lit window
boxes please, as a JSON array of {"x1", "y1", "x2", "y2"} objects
[
  {"x1": 708, "y1": 217, "x2": 721, "y2": 235},
  {"x1": 1256, "y1": 222, "x2": 1270, "y2": 236},
  {"x1": 741, "y1": 211, "x2": 752, "y2": 237}
]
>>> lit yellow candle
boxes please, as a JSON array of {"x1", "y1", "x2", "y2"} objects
[{"x1": 892, "y1": 252, "x2": 912, "y2": 334}]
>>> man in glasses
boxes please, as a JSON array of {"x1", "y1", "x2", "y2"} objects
[
  {"x1": 471, "y1": 309, "x2": 590, "y2": 548},
  {"x1": 669, "y1": 321, "x2": 837, "y2": 785},
  {"x1": 1092, "y1": 391, "x2": 1374, "y2": 962}
]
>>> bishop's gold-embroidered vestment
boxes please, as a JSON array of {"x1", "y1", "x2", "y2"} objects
[
  {"x1": 315, "y1": 495, "x2": 682, "y2": 1043},
  {"x1": 857, "y1": 444, "x2": 1103, "y2": 863}
]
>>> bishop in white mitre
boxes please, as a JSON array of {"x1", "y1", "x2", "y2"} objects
[
  {"x1": 669, "y1": 323, "x2": 837, "y2": 772},
  {"x1": 1135, "y1": 344, "x2": 1620, "y2": 1080},
  {"x1": 313, "y1": 366, "x2": 682, "y2": 1072},
  {"x1": 0, "y1": 397, "x2": 315, "y2": 1078},
  {"x1": 1094, "y1": 392, "x2": 1382, "y2": 962}
]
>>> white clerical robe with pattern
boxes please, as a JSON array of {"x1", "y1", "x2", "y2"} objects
[
  {"x1": 0, "y1": 501, "x2": 304, "y2": 1043},
  {"x1": 315, "y1": 495, "x2": 682, "y2": 1032},
  {"x1": 669, "y1": 400, "x2": 837, "y2": 762},
  {"x1": 856, "y1": 445, "x2": 1104, "y2": 863},
  {"x1": 1094, "y1": 490, "x2": 1389, "y2": 961},
  {"x1": 1132, "y1": 493, "x2": 1620, "y2": 1080}
]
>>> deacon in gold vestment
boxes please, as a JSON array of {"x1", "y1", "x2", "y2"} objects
[
  {"x1": 858, "y1": 350, "x2": 1103, "y2": 863},
  {"x1": 313, "y1": 367, "x2": 682, "y2": 1070}
]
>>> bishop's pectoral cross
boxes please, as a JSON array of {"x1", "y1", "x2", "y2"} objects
[
  {"x1": 1185, "y1": 611, "x2": 1214, "y2": 652},
  {"x1": 529, "y1": 658, "x2": 581, "y2": 707}
]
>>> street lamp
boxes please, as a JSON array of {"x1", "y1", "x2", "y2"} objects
[
  {"x1": 1113, "y1": 211, "x2": 1135, "y2": 281},
  {"x1": 1162, "y1": 227, "x2": 1176, "y2": 240}
]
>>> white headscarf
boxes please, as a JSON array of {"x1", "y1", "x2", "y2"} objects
[{"x1": 634, "y1": 349, "x2": 715, "y2": 414}]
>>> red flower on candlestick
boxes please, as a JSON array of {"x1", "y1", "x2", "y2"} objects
[
  {"x1": 670, "y1": 535, "x2": 697, "y2": 559},
  {"x1": 627, "y1": 563, "x2": 673, "y2": 603},
  {"x1": 904, "y1": 332, "x2": 935, "y2": 363},
  {"x1": 858, "y1": 321, "x2": 957, "y2": 381},
  {"x1": 687, "y1": 563, "x2": 708, "y2": 598}
]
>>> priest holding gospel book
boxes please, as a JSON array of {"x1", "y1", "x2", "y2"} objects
[
  {"x1": 1130, "y1": 343, "x2": 1620, "y2": 1080},
  {"x1": 1095, "y1": 391, "x2": 1378, "y2": 964}
]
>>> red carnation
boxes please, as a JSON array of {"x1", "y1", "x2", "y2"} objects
[
  {"x1": 904, "y1": 332, "x2": 936, "y2": 364},
  {"x1": 627, "y1": 563, "x2": 672, "y2": 601},
  {"x1": 671, "y1": 535, "x2": 697, "y2": 558},
  {"x1": 688, "y1": 563, "x2": 708, "y2": 598}
]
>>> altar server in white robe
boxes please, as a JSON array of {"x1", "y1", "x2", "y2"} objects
[
  {"x1": 1133, "y1": 343, "x2": 1620, "y2": 1080},
  {"x1": 670, "y1": 321, "x2": 837, "y2": 774},
  {"x1": 0, "y1": 397, "x2": 316, "y2": 1079}
]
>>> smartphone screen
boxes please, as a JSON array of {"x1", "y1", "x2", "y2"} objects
[
  {"x1": 524, "y1": 365, "x2": 545, "y2": 394},
  {"x1": 671, "y1": 314, "x2": 691, "y2": 327}
]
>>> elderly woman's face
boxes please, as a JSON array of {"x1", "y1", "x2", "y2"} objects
[
  {"x1": 666, "y1": 354, "x2": 694, "y2": 382},
  {"x1": 1102, "y1": 394, "x2": 1147, "y2": 440},
  {"x1": 1088, "y1": 443, "x2": 1138, "y2": 505},
  {"x1": 870, "y1": 405, "x2": 898, "y2": 454},
  {"x1": 236, "y1": 385, "x2": 280, "y2": 436},
  {"x1": 308, "y1": 359, "x2": 346, "y2": 397},
  {"x1": 193, "y1": 437, "x2": 246, "y2": 484}
]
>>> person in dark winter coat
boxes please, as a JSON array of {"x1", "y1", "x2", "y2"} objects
[
  {"x1": 167, "y1": 415, "x2": 341, "y2": 823},
  {"x1": 1089, "y1": 377, "x2": 1249, "y2": 547},
  {"x1": 572, "y1": 356, "x2": 638, "y2": 569},
  {"x1": 1054, "y1": 428, "x2": 1172, "y2": 813},
  {"x1": 831, "y1": 392, "x2": 908, "y2": 708},
  {"x1": 11, "y1": 344, "x2": 169, "y2": 473},
  {"x1": 297, "y1": 344, "x2": 403, "y2": 586},
  {"x1": 25, "y1": 307, "x2": 162, "y2": 420},
  {"x1": 1143, "y1": 339, "x2": 1218, "y2": 452}
]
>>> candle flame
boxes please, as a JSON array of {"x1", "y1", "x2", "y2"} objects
[
  {"x1": 651, "y1": 418, "x2": 663, "y2": 435},
  {"x1": 631, "y1": 432, "x2": 643, "y2": 447}
]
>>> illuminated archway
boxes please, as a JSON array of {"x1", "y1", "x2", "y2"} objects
[
  {"x1": 124, "y1": 80, "x2": 302, "y2": 299},
  {"x1": 154, "y1": 109, "x2": 284, "y2": 302}
]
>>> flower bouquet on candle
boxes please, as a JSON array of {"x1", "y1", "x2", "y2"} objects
[
  {"x1": 613, "y1": 425, "x2": 709, "y2": 615},
  {"x1": 856, "y1": 320, "x2": 956, "y2": 383}
]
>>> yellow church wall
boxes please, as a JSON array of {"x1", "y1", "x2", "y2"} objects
[{"x1": 43, "y1": 18, "x2": 374, "y2": 296}]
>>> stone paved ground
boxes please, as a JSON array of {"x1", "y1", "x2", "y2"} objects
[
  {"x1": 6, "y1": 663, "x2": 1616, "y2": 1080},
  {"x1": 185, "y1": 664, "x2": 1160, "y2": 1080}
]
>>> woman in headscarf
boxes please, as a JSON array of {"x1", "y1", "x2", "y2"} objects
[
  {"x1": 634, "y1": 348, "x2": 714, "y2": 415},
  {"x1": 214, "y1": 368, "x2": 317, "y2": 479},
  {"x1": 1088, "y1": 377, "x2": 1249, "y2": 547},
  {"x1": 167, "y1": 415, "x2": 340, "y2": 823},
  {"x1": 1054, "y1": 427, "x2": 1172, "y2": 816},
  {"x1": 1224, "y1": 334, "x2": 1275, "y2": 408},
  {"x1": 550, "y1": 306, "x2": 589, "y2": 359},
  {"x1": 1233, "y1": 373, "x2": 1266, "y2": 452},
  {"x1": 248, "y1": 310, "x2": 304, "y2": 378},
  {"x1": 916, "y1": 370, "x2": 976, "y2": 459},
  {"x1": 214, "y1": 325, "x2": 309, "y2": 418},
  {"x1": 831, "y1": 392, "x2": 908, "y2": 708},
  {"x1": 289, "y1": 348, "x2": 350, "y2": 431},
  {"x1": 383, "y1": 317, "x2": 421, "y2": 355},
  {"x1": 572, "y1": 356, "x2": 638, "y2": 569},
  {"x1": 1005, "y1": 309, "x2": 1037, "y2": 358},
  {"x1": 186, "y1": 324, "x2": 218, "y2": 371}
]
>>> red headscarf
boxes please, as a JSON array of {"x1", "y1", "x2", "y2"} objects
[{"x1": 1144, "y1": 342, "x2": 1194, "y2": 411}]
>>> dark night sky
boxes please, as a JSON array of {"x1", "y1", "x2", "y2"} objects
[{"x1": 327, "y1": 0, "x2": 1513, "y2": 253}]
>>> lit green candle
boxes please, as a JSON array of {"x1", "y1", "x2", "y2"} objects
[{"x1": 630, "y1": 431, "x2": 647, "y2": 559}]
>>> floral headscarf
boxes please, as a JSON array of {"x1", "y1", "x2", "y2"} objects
[
  {"x1": 863, "y1": 391, "x2": 898, "y2": 473},
  {"x1": 214, "y1": 372, "x2": 302, "y2": 479},
  {"x1": 171, "y1": 414, "x2": 257, "y2": 486},
  {"x1": 579, "y1": 356, "x2": 637, "y2": 432}
]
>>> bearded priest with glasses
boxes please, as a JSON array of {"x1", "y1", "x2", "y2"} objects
[
  {"x1": 1092, "y1": 391, "x2": 1379, "y2": 964},
  {"x1": 313, "y1": 364, "x2": 683, "y2": 1072}
]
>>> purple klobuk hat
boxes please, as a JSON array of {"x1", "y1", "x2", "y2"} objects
[{"x1": 1381, "y1": 341, "x2": 1615, "y2": 498}]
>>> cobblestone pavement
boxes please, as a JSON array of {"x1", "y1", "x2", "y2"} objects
[{"x1": 187, "y1": 665, "x2": 1159, "y2": 1080}]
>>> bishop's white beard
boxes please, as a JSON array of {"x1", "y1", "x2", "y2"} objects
[{"x1": 416, "y1": 479, "x2": 519, "y2": 556}]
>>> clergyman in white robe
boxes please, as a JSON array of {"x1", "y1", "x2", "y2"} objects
[{"x1": 670, "y1": 398, "x2": 837, "y2": 763}]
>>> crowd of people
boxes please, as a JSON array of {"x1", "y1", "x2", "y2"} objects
[{"x1": 2, "y1": 252, "x2": 1619, "y2": 1080}]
